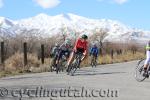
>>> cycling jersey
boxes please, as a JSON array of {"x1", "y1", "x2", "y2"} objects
[
  {"x1": 146, "y1": 42, "x2": 150, "y2": 50},
  {"x1": 90, "y1": 47, "x2": 99, "y2": 57},
  {"x1": 51, "y1": 46, "x2": 60, "y2": 57},
  {"x1": 145, "y1": 42, "x2": 150, "y2": 65},
  {"x1": 73, "y1": 38, "x2": 88, "y2": 55},
  {"x1": 57, "y1": 43, "x2": 71, "y2": 60}
]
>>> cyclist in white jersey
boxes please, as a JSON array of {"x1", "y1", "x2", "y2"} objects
[{"x1": 143, "y1": 40, "x2": 150, "y2": 77}]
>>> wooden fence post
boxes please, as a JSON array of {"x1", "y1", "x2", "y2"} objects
[
  {"x1": 111, "y1": 49, "x2": 114, "y2": 59},
  {"x1": 1, "y1": 42, "x2": 4, "y2": 64},
  {"x1": 23, "y1": 42, "x2": 27, "y2": 66},
  {"x1": 41, "y1": 44, "x2": 44, "y2": 64}
]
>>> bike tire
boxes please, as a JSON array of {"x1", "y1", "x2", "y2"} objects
[
  {"x1": 135, "y1": 59, "x2": 146, "y2": 82},
  {"x1": 94, "y1": 59, "x2": 97, "y2": 67},
  {"x1": 91, "y1": 56, "x2": 97, "y2": 68},
  {"x1": 91, "y1": 56, "x2": 94, "y2": 68},
  {"x1": 56, "y1": 65, "x2": 60, "y2": 74},
  {"x1": 91, "y1": 61, "x2": 94, "y2": 68},
  {"x1": 69, "y1": 60, "x2": 79, "y2": 76}
]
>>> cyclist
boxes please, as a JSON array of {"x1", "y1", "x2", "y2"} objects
[
  {"x1": 55, "y1": 39, "x2": 72, "y2": 69},
  {"x1": 51, "y1": 43, "x2": 60, "y2": 57},
  {"x1": 50, "y1": 43, "x2": 60, "y2": 70},
  {"x1": 90, "y1": 43, "x2": 99, "y2": 65},
  {"x1": 143, "y1": 40, "x2": 150, "y2": 77},
  {"x1": 66, "y1": 34, "x2": 88, "y2": 72}
]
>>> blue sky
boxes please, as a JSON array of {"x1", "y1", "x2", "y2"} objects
[{"x1": 0, "y1": 0, "x2": 149, "y2": 30}]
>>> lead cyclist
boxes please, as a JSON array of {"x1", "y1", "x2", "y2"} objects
[{"x1": 66, "y1": 34, "x2": 88, "y2": 72}]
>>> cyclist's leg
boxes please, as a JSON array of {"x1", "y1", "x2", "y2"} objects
[
  {"x1": 143, "y1": 51, "x2": 150, "y2": 77},
  {"x1": 90, "y1": 55, "x2": 93, "y2": 65},
  {"x1": 144, "y1": 51, "x2": 150, "y2": 71},
  {"x1": 56, "y1": 50, "x2": 63, "y2": 67},
  {"x1": 52, "y1": 54, "x2": 58, "y2": 68},
  {"x1": 91, "y1": 55, "x2": 95, "y2": 65},
  {"x1": 94, "y1": 55, "x2": 97, "y2": 64},
  {"x1": 66, "y1": 51, "x2": 75, "y2": 71}
]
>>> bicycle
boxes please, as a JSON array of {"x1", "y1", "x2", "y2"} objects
[
  {"x1": 56, "y1": 54, "x2": 68, "y2": 74},
  {"x1": 67, "y1": 52, "x2": 83, "y2": 76},
  {"x1": 50, "y1": 50, "x2": 60, "y2": 72},
  {"x1": 135, "y1": 59, "x2": 150, "y2": 82},
  {"x1": 91, "y1": 55, "x2": 97, "y2": 67},
  {"x1": 50, "y1": 57, "x2": 56, "y2": 72},
  {"x1": 50, "y1": 51, "x2": 68, "y2": 73}
]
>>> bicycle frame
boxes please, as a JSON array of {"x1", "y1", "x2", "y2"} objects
[{"x1": 68, "y1": 52, "x2": 83, "y2": 76}]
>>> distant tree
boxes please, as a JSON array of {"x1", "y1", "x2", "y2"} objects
[{"x1": 92, "y1": 28, "x2": 108, "y2": 47}]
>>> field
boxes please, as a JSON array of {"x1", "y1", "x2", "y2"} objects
[{"x1": 0, "y1": 51, "x2": 145, "y2": 78}]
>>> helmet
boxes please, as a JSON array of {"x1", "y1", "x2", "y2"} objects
[
  {"x1": 92, "y1": 42, "x2": 97, "y2": 47},
  {"x1": 65, "y1": 39, "x2": 71, "y2": 45},
  {"x1": 81, "y1": 34, "x2": 88, "y2": 39},
  {"x1": 55, "y1": 43, "x2": 59, "y2": 47},
  {"x1": 93, "y1": 44, "x2": 97, "y2": 47}
]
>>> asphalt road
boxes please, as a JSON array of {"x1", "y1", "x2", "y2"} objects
[{"x1": 0, "y1": 60, "x2": 150, "y2": 100}]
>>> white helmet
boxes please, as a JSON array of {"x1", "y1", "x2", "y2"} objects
[
  {"x1": 55, "y1": 43, "x2": 59, "y2": 47},
  {"x1": 65, "y1": 39, "x2": 71, "y2": 45}
]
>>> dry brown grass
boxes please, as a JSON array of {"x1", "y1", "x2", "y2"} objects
[
  {"x1": 81, "y1": 51, "x2": 145, "y2": 66},
  {"x1": 0, "y1": 51, "x2": 145, "y2": 78},
  {"x1": 98, "y1": 51, "x2": 145, "y2": 64},
  {"x1": 5, "y1": 52, "x2": 40, "y2": 72}
]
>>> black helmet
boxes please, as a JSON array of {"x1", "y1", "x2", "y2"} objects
[{"x1": 81, "y1": 34, "x2": 88, "y2": 39}]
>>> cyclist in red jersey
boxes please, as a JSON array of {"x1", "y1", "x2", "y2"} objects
[{"x1": 66, "y1": 34, "x2": 88, "y2": 72}]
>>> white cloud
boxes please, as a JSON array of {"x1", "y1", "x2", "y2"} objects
[
  {"x1": 97, "y1": 0, "x2": 128, "y2": 4},
  {"x1": 114, "y1": 0, "x2": 128, "y2": 4},
  {"x1": 34, "y1": 0, "x2": 61, "y2": 9},
  {"x1": 0, "y1": 0, "x2": 3, "y2": 8}
]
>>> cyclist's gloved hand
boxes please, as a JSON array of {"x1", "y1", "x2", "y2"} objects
[{"x1": 83, "y1": 52, "x2": 86, "y2": 56}]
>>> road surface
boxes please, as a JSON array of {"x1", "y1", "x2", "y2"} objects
[{"x1": 0, "y1": 60, "x2": 150, "y2": 100}]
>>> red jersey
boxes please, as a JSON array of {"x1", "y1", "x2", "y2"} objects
[{"x1": 74, "y1": 38, "x2": 88, "y2": 55}]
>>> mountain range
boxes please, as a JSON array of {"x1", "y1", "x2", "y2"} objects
[{"x1": 0, "y1": 13, "x2": 149, "y2": 43}]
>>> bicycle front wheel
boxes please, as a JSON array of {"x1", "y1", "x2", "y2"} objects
[
  {"x1": 135, "y1": 59, "x2": 146, "y2": 82},
  {"x1": 70, "y1": 60, "x2": 79, "y2": 76}
]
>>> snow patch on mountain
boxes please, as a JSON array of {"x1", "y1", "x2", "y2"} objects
[{"x1": 0, "y1": 13, "x2": 149, "y2": 43}]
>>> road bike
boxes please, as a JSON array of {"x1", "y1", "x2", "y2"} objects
[
  {"x1": 91, "y1": 55, "x2": 97, "y2": 67},
  {"x1": 67, "y1": 52, "x2": 83, "y2": 76},
  {"x1": 135, "y1": 59, "x2": 150, "y2": 82},
  {"x1": 56, "y1": 54, "x2": 68, "y2": 74}
]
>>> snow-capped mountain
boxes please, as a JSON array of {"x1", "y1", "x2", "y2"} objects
[
  {"x1": 0, "y1": 13, "x2": 149, "y2": 43},
  {"x1": 0, "y1": 17, "x2": 16, "y2": 40}
]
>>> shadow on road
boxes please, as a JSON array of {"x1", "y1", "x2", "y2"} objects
[{"x1": 74, "y1": 70, "x2": 126, "y2": 76}]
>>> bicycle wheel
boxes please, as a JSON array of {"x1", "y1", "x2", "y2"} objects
[
  {"x1": 50, "y1": 59, "x2": 55, "y2": 72},
  {"x1": 93, "y1": 57, "x2": 97, "y2": 67},
  {"x1": 91, "y1": 56, "x2": 94, "y2": 67},
  {"x1": 70, "y1": 60, "x2": 79, "y2": 76},
  {"x1": 91, "y1": 61, "x2": 94, "y2": 68},
  {"x1": 59, "y1": 60, "x2": 64, "y2": 72},
  {"x1": 56, "y1": 65, "x2": 59, "y2": 74},
  {"x1": 135, "y1": 59, "x2": 146, "y2": 82}
]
